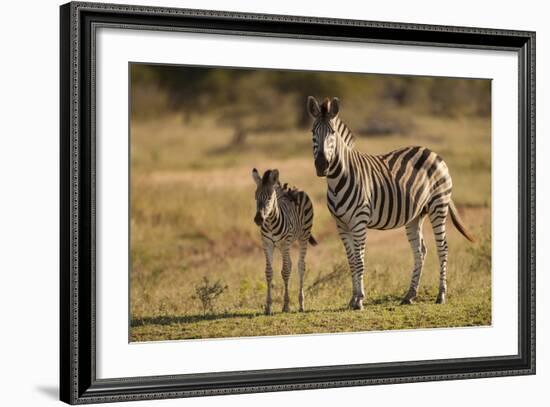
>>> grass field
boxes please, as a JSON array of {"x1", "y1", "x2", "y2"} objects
[{"x1": 130, "y1": 110, "x2": 491, "y2": 342}]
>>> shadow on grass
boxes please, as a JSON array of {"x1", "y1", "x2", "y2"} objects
[
  {"x1": 130, "y1": 294, "x2": 432, "y2": 328},
  {"x1": 367, "y1": 294, "x2": 404, "y2": 305},
  {"x1": 131, "y1": 312, "x2": 255, "y2": 327},
  {"x1": 132, "y1": 308, "x2": 332, "y2": 327}
]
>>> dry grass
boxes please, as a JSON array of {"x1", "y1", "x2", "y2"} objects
[{"x1": 130, "y1": 111, "x2": 491, "y2": 341}]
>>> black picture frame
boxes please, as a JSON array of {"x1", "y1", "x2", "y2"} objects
[{"x1": 60, "y1": 1, "x2": 536, "y2": 404}]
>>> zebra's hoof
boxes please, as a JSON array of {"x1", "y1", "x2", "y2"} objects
[
  {"x1": 348, "y1": 297, "x2": 356, "y2": 309},
  {"x1": 400, "y1": 297, "x2": 415, "y2": 305},
  {"x1": 347, "y1": 297, "x2": 364, "y2": 310},
  {"x1": 298, "y1": 306, "x2": 305, "y2": 312},
  {"x1": 264, "y1": 306, "x2": 272, "y2": 315},
  {"x1": 435, "y1": 293, "x2": 446, "y2": 304},
  {"x1": 282, "y1": 304, "x2": 290, "y2": 313}
]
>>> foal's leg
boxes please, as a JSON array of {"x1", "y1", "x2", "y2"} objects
[
  {"x1": 297, "y1": 239, "x2": 308, "y2": 312},
  {"x1": 263, "y1": 241, "x2": 274, "y2": 315},
  {"x1": 401, "y1": 214, "x2": 427, "y2": 305},
  {"x1": 281, "y1": 243, "x2": 292, "y2": 312}
]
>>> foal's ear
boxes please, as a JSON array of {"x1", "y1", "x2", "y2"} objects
[
  {"x1": 269, "y1": 169, "x2": 280, "y2": 184},
  {"x1": 251, "y1": 168, "x2": 262, "y2": 186},
  {"x1": 307, "y1": 96, "x2": 321, "y2": 118},
  {"x1": 329, "y1": 97, "x2": 340, "y2": 118}
]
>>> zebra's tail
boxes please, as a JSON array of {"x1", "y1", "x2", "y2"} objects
[
  {"x1": 308, "y1": 235, "x2": 318, "y2": 246},
  {"x1": 449, "y1": 200, "x2": 475, "y2": 243}
]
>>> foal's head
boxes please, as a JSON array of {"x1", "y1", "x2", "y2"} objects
[{"x1": 251, "y1": 168, "x2": 279, "y2": 226}]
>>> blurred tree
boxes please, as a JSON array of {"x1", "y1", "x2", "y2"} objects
[
  {"x1": 217, "y1": 72, "x2": 299, "y2": 145},
  {"x1": 130, "y1": 64, "x2": 492, "y2": 142}
]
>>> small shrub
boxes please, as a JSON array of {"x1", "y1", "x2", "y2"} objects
[
  {"x1": 306, "y1": 262, "x2": 348, "y2": 295},
  {"x1": 192, "y1": 276, "x2": 228, "y2": 315}
]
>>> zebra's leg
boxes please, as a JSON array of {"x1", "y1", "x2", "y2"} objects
[
  {"x1": 281, "y1": 244, "x2": 292, "y2": 313},
  {"x1": 297, "y1": 239, "x2": 308, "y2": 312},
  {"x1": 401, "y1": 215, "x2": 427, "y2": 305},
  {"x1": 263, "y1": 241, "x2": 274, "y2": 315},
  {"x1": 339, "y1": 228, "x2": 367, "y2": 310},
  {"x1": 429, "y1": 204, "x2": 450, "y2": 304},
  {"x1": 351, "y1": 231, "x2": 367, "y2": 310},
  {"x1": 338, "y1": 229, "x2": 357, "y2": 309}
]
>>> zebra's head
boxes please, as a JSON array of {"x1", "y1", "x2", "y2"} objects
[
  {"x1": 307, "y1": 96, "x2": 340, "y2": 177},
  {"x1": 251, "y1": 168, "x2": 279, "y2": 226}
]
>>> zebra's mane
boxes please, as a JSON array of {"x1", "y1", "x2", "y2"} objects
[
  {"x1": 334, "y1": 117, "x2": 355, "y2": 149},
  {"x1": 313, "y1": 117, "x2": 355, "y2": 149},
  {"x1": 318, "y1": 99, "x2": 355, "y2": 149}
]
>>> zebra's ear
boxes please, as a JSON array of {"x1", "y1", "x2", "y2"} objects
[
  {"x1": 251, "y1": 168, "x2": 262, "y2": 186},
  {"x1": 329, "y1": 97, "x2": 340, "y2": 118},
  {"x1": 307, "y1": 96, "x2": 321, "y2": 118},
  {"x1": 270, "y1": 169, "x2": 280, "y2": 184}
]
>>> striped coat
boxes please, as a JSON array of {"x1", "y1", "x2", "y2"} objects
[
  {"x1": 307, "y1": 96, "x2": 474, "y2": 310},
  {"x1": 252, "y1": 168, "x2": 317, "y2": 314}
]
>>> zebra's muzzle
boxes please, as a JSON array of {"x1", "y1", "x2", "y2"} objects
[
  {"x1": 254, "y1": 212, "x2": 263, "y2": 226},
  {"x1": 314, "y1": 155, "x2": 329, "y2": 177}
]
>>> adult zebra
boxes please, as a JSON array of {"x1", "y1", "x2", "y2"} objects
[
  {"x1": 307, "y1": 96, "x2": 474, "y2": 310},
  {"x1": 252, "y1": 168, "x2": 317, "y2": 314}
]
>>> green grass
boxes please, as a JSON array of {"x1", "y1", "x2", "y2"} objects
[
  {"x1": 130, "y1": 111, "x2": 491, "y2": 341},
  {"x1": 131, "y1": 297, "x2": 491, "y2": 341}
]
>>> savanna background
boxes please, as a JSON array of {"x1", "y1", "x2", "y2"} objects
[{"x1": 130, "y1": 64, "x2": 491, "y2": 341}]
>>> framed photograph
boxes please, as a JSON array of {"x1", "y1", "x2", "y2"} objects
[{"x1": 60, "y1": 1, "x2": 535, "y2": 404}]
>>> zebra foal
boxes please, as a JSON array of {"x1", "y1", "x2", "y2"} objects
[
  {"x1": 252, "y1": 168, "x2": 317, "y2": 315},
  {"x1": 307, "y1": 96, "x2": 474, "y2": 310}
]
